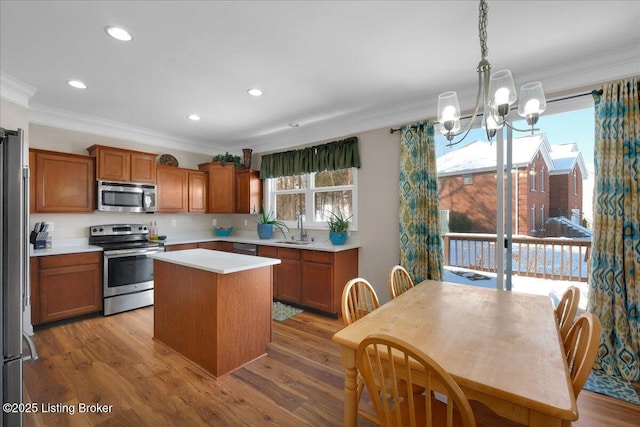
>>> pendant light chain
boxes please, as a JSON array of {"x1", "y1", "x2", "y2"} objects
[{"x1": 478, "y1": 0, "x2": 489, "y2": 61}]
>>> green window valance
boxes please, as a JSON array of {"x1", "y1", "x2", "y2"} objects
[{"x1": 260, "y1": 136, "x2": 360, "y2": 179}]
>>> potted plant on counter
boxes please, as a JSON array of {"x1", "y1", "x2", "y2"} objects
[
  {"x1": 327, "y1": 209, "x2": 351, "y2": 245},
  {"x1": 254, "y1": 205, "x2": 288, "y2": 239}
]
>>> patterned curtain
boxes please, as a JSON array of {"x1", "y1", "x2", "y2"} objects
[
  {"x1": 399, "y1": 122, "x2": 444, "y2": 283},
  {"x1": 588, "y1": 78, "x2": 640, "y2": 381}
]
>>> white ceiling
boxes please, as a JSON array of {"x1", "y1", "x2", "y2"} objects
[{"x1": 1, "y1": 1, "x2": 639, "y2": 155}]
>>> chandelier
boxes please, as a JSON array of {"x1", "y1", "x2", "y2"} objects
[{"x1": 437, "y1": 0, "x2": 546, "y2": 146}]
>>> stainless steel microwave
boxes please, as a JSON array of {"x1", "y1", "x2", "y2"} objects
[{"x1": 97, "y1": 181, "x2": 157, "y2": 213}]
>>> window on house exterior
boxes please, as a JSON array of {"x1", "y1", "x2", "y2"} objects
[
  {"x1": 266, "y1": 168, "x2": 357, "y2": 230},
  {"x1": 540, "y1": 168, "x2": 545, "y2": 192},
  {"x1": 573, "y1": 171, "x2": 578, "y2": 195},
  {"x1": 540, "y1": 205, "x2": 545, "y2": 230},
  {"x1": 531, "y1": 204, "x2": 536, "y2": 231},
  {"x1": 462, "y1": 173, "x2": 473, "y2": 185},
  {"x1": 530, "y1": 170, "x2": 536, "y2": 191}
]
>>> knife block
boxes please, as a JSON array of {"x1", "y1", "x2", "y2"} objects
[{"x1": 30, "y1": 230, "x2": 48, "y2": 249}]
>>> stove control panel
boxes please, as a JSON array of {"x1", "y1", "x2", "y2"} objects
[{"x1": 90, "y1": 224, "x2": 149, "y2": 237}]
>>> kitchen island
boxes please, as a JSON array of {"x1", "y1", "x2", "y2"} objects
[{"x1": 148, "y1": 249, "x2": 280, "y2": 377}]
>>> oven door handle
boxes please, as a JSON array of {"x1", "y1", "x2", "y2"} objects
[{"x1": 104, "y1": 247, "x2": 164, "y2": 257}]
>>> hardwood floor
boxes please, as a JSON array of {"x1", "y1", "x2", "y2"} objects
[{"x1": 23, "y1": 307, "x2": 640, "y2": 426}]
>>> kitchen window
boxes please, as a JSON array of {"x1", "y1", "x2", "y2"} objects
[{"x1": 265, "y1": 168, "x2": 358, "y2": 230}]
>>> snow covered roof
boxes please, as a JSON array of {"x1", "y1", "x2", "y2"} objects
[
  {"x1": 437, "y1": 134, "x2": 553, "y2": 177},
  {"x1": 549, "y1": 143, "x2": 588, "y2": 179},
  {"x1": 437, "y1": 134, "x2": 587, "y2": 179}
]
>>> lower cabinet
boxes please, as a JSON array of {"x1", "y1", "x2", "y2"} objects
[
  {"x1": 269, "y1": 246, "x2": 359, "y2": 316},
  {"x1": 276, "y1": 248, "x2": 302, "y2": 304},
  {"x1": 31, "y1": 252, "x2": 102, "y2": 325},
  {"x1": 164, "y1": 243, "x2": 198, "y2": 251}
]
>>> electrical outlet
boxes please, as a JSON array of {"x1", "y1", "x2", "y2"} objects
[
  {"x1": 171, "y1": 219, "x2": 177, "y2": 227},
  {"x1": 212, "y1": 218, "x2": 217, "y2": 226},
  {"x1": 244, "y1": 219, "x2": 248, "y2": 226}
]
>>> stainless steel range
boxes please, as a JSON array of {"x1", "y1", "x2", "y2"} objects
[{"x1": 89, "y1": 224, "x2": 164, "y2": 316}]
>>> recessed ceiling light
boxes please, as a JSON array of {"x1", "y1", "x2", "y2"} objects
[
  {"x1": 188, "y1": 114, "x2": 201, "y2": 121},
  {"x1": 289, "y1": 123, "x2": 299, "y2": 128},
  {"x1": 67, "y1": 80, "x2": 87, "y2": 89},
  {"x1": 247, "y1": 88, "x2": 263, "y2": 97},
  {"x1": 105, "y1": 26, "x2": 133, "y2": 42}
]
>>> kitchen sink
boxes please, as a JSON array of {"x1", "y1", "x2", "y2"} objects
[{"x1": 278, "y1": 240, "x2": 313, "y2": 245}]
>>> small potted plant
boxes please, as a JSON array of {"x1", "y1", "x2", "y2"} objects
[
  {"x1": 211, "y1": 152, "x2": 243, "y2": 167},
  {"x1": 254, "y1": 205, "x2": 288, "y2": 239},
  {"x1": 327, "y1": 209, "x2": 352, "y2": 245}
]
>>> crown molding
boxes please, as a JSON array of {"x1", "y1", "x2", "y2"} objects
[
  {"x1": 0, "y1": 72, "x2": 37, "y2": 108},
  {"x1": 249, "y1": 45, "x2": 640, "y2": 153},
  {"x1": 28, "y1": 104, "x2": 230, "y2": 156}
]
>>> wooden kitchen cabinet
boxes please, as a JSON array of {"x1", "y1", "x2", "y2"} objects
[
  {"x1": 198, "y1": 241, "x2": 219, "y2": 250},
  {"x1": 156, "y1": 166, "x2": 207, "y2": 213},
  {"x1": 31, "y1": 252, "x2": 102, "y2": 325},
  {"x1": 156, "y1": 165, "x2": 188, "y2": 212},
  {"x1": 258, "y1": 245, "x2": 279, "y2": 295},
  {"x1": 188, "y1": 170, "x2": 207, "y2": 213},
  {"x1": 198, "y1": 162, "x2": 263, "y2": 213},
  {"x1": 235, "y1": 169, "x2": 262, "y2": 213},
  {"x1": 268, "y1": 246, "x2": 358, "y2": 316},
  {"x1": 30, "y1": 149, "x2": 95, "y2": 213},
  {"x1": 198, "y1": 162, "x2": 235, "y2": 213},
  {"x1": 164, "y1": 243, "x2": 198, "y2": 252},
  {"x1": 87, "y1": 145, "x2": 156, "y2": 183},
  {"x1": 275, "y1": 248, "x2": 302, "y2": 304}
]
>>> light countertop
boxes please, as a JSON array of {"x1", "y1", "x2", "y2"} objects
[
  {"x1": 30, "y1": 232, "x2": 360, "y2": 257},
  {"x1": 163, "y1": 232, "x2": 361, "y2": 252},
  {"x1": 148, "y1": 248, "x2": 281, "y2": 274}
]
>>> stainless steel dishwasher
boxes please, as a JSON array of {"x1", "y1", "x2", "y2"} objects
[{"x1": 232, "y1": 243, "x2": 257, "y2": 256}]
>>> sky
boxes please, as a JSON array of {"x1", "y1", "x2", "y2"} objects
[{"x1": 435, "y1": 107, "x2": 596, "y2": 168}]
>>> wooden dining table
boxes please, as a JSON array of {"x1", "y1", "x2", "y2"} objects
[{"x1": 332, "y1": 280, "x2": 578, "y2": 427}]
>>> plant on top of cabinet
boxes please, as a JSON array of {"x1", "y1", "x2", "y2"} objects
[{"x1": 211, "y1": 152, "x2": 242, "y2": 167}]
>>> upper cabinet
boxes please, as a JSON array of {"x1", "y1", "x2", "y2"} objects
[
  {"x1": 198, "y1": 162, "x2": 262, "y2": 213},
  {"x1": 87, "y1": 145, "x2": 156, "y2": 183},
  {"x1": 235, "y1": 169, "x2": 263, "y2": 214},
  {"x1": 156, "y1": 166, "x2": 207, "y2": 213},
  {"x1": 30, "y1": 149, "x2": 95, "y2": 213},
  {"x1": 198, "y1": 162, "x2": 236, "y2": 213}
]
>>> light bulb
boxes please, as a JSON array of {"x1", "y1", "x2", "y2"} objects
[
  {"x1": 494, "y1": 87, "x2": 510, "y2": 106},
  {"x1": 442, "y1": 105, "x2": 457, "y2": 122},
  {"x1": 524, "y1": 99, "x2": 541, "y2": 115}
]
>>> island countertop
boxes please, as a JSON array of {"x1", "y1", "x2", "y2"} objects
[{"x1": 148, "y1": 248, "x2": 281, "y2": 274}]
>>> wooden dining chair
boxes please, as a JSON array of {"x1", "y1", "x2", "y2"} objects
[
  {"x1": 388, "y1": 265, "x2": 415, "y2": 299},
  {"x1": 556, "y1": 286, "x2": 581, "y2": 340},
  {"x1": 341, "y1": 278, "x2": 380, "y2": 326},
  {"x1": 564, "y1": 312, "x2": 601, "y2": 397},
  {"x1": 357, "y1": 334, "x2": 476, "y2": 427},
  {"x1": 341, "y1": 278, "x2": 382, "y2": 423}
]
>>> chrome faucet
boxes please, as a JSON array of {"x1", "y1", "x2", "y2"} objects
[{"x1": 297, "y1": 212, "x2": 308, "y2": 241}]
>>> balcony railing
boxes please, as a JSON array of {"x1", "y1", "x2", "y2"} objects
[{"x1": 442, "y1": 233, "x2": 591, "y2": 282}]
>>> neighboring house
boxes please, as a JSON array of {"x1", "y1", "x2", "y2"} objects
[
  {"x1": 437, "y1": 134, "x2": 587, "y2": 237},
  {"x1": 548, "y1": 143, "x2": 588, "y2": 222}
]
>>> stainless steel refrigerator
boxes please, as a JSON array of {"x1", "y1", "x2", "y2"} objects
[{"x1": 1, "y1": 128, "x2": 28, "y2": 427}]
